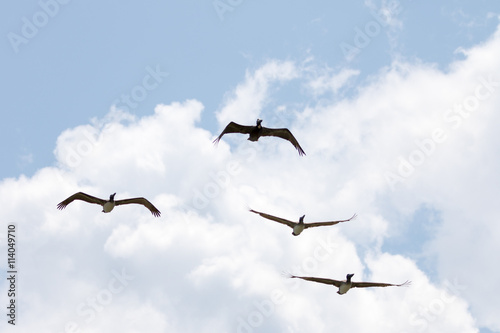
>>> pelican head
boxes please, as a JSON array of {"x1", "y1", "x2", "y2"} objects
[
  {"x1": 346, "y1": 273, "x2": 354, "y2": 282},
  {"x1": 292, "y1": 215, "x2": 306, "y2": 236},
  {"x1": 103, "y1": 193, "x2": 117, "y2": 213}
]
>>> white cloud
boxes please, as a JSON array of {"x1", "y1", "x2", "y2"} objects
[
  {"x1": 3, "y1": 22, "x2": 500, "y2": 333},
  {"x1": 305, "y1": 66, "x2": 360, "y2": 96},
  {"x1": 216, "y1": 60, "x2": 299, "y2": 126},
  {"x1": 364, "y1": 0, "x2": 404, "y2": 30}
]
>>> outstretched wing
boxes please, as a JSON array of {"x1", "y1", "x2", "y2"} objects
[
  {"x1": 213, "y1": 122, "x2": 254, "y2": 144},
  {"x1": 57, "y1": 192, "x2": 106, "y2": 210},
  {"x1": 289, "y1": 274, "x2": 343, "y2": 288},
  {"x1": 304, "y1": 213, "x2": 357, "y2": 229},
  {"x1": 352, "y1": 280, "x2": 411, "y2": 289},
  {"x1": 115, "y1": 197, "x2": 161, "y2": 217},
  {"x1": 259, "y1": 127, "x2": 306, "y2": 156},
  {"x1": 249, "y1": 209, "x2": 296, "y2": 228}
]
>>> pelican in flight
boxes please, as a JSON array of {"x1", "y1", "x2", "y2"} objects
[
  {"x1": 289, "y1": 273, "x2": 411, "y2": 295},
  {"x1": 57, "y1": 192, "x2": 161, "y2": 217},
  {"x1": 249, "y1": 209, "x2": 356, "y2": 236},
  {"x1": 213, "y1": 119, "x2": 306, "y2": 156}
]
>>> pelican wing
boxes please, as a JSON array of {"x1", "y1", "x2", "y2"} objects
[
  {"x1": 289, "y1": 275, "x2": 343, "y2": 287},
  {"x1": 213, "y1": 122, "x2": 255, "y2": 144},
  {"x1": 249, "y1": 209, "x2": 296, "y2": 228},
  {"x1": 259, "y1": 127, "x2": 306, "y2": 156},
  {"x1": 57, "y1": 192, "x2": 106, "y2": 210},
  {"x1": 115, "y1": 197, "x2": 161, "y2": 217},
  {"x1": 304, "y1": 213, "x2": 357, "y2": 229},
  {"x1": 352, "y1": 280, "x2": 411, "y2": 289}
]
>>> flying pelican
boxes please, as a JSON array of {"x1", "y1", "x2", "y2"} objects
[
  {"x1": 249, "y1": 209, "x2": 356, "y2": 236},
  {"x1": 57, "y1": 192, "x2": 161, "y2": 217},
  {"x1": 289, "y1": 273, "x2": 411, "y2": 295},
  {"x1": 213, "y1": 119, "x2": 306, "y2": 156}
]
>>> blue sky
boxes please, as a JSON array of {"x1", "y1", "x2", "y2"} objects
[
  {"x1": 2, "y1": 1, "x2": 498, "y2": 178},
  {"x1": 1, "y1": 1, "x2": 500, "y2": 332}
]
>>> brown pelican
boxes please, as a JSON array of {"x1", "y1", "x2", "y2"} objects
[
  {"x1": 249, "y1": 209, "x2": 356, "y2": 236},
  {"x1": 213, "y1": 119, "x2": 306, "y2": 156},
  {"x1": 289, "y1": 273, "x2": 411, "y2": 294},
  {"x1": 57, "y1": 192, "x2": 161, "y2": 217}
]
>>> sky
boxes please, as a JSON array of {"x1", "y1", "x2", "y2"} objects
[{"x1": 1, "y1": 0, "x2": 500, "y2": 332}]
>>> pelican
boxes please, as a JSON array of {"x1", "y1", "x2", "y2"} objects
[
  {"x1": 289, "y1": 273, "x2": 411, "y2": 294},
  {"x1": 57, "y1": 192, "x2": 161, "y2": 217},
  {"x1": 249, "y1": 209, "x2": 356, "y2": 236},
  {"x1": 213, "y1": 119, "x2": 306, "y2": 156}
]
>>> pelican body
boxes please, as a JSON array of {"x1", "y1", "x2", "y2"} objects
[
  {"x1": 249, "y1": 209, "x2": 356, "y2": 236},
  {"x1": 292, "y1": 216, "x2": 306, "y2": 236},
  {"x1": 289, "y1": 273, "x2": 411, "y2": 295},
  {"x1": 247, "y1": 119, "x2": 264, "y2": 142},
  {"x1": 57, "y1": 192, "x2": 161, "y2": 217},
  {"x1": 102, "y1": 193, "x2": 117, "y2": 213},
  {"x1": 213, "y1": 119, "x2": 306, "y2": 156}
]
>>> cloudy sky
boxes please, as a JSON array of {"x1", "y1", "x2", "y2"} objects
[{"x1": 1, "y1": 1, "x2": 500, "y2": 332}]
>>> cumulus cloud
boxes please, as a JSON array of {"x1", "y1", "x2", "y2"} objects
[
  {"x1": 2, "y1": 22, "x2": 500, "y2": 333},
  {"x1": 304, "y1": 66, "x2": 360, "y2": 96},
  {"x1": 216, "y1": 60, "x2": 299, "y2": 126}
]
